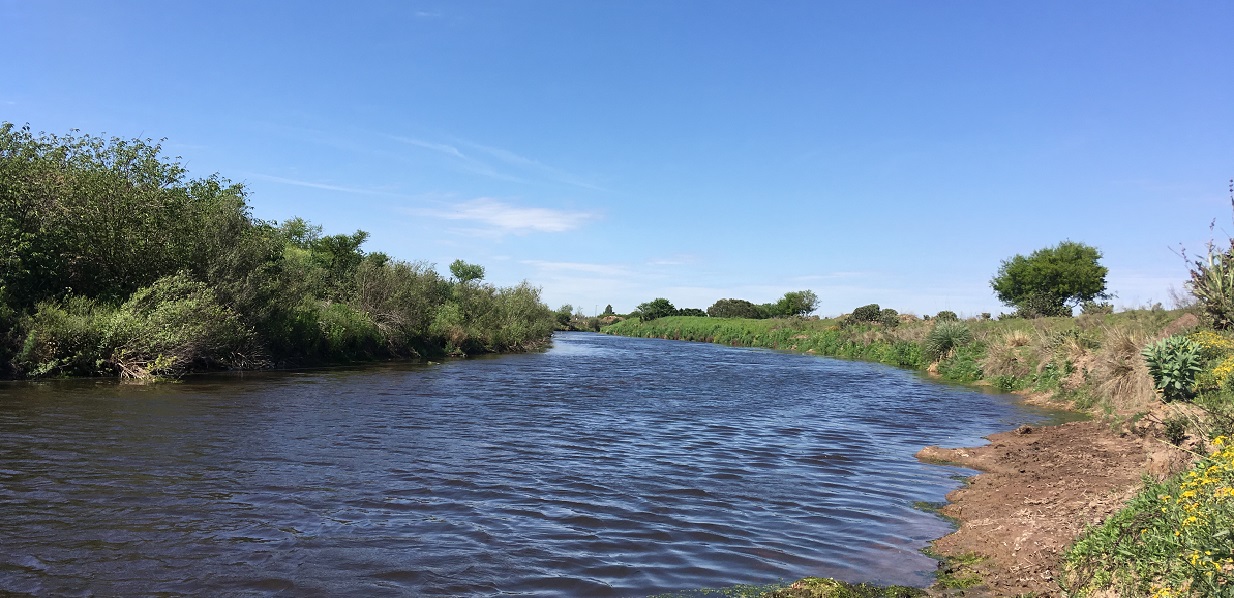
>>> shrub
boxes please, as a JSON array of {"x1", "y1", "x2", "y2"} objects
[
  {"x1": 106, "y1": 273, "x2": 259, "y2": 377},
  {"x1": 1162, "y1": 415, "x2": 1188, "y2": 445},
  {"x1": 707, "y1": 298, "x2": 763, "y2": 319},
  {"x1": 1142, "y1": 335, "x2": 1203, "y2": 403},
  {"x1": 879, "y1": 308, "x2": 900, "y2": 327},
  {"x1": 16, "y1": 296, "x2": 114, "y2": 377},
  {"x1": 851, "y1": 304, "x2": 881, "y2": 322},
  {"x1": 934, "y1": 310, "x2": 960, "y2": 322},
  {"x1": 923, "y1": 320, "x2": 972, "y2": 362}
]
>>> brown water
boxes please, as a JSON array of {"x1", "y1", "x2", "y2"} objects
[{"x1": 0, "y1": 332, "x2": 1065, "y2": 596}]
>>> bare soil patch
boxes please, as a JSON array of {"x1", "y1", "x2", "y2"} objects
[{"x1": 915, "y1": 420, "x2": 1191, "y2": 596}]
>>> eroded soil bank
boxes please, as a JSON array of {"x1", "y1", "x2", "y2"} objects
[{"x1": 916, "y1": 419, "x2": 1192, "y2": 596}]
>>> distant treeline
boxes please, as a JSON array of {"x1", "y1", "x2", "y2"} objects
[{"x1": 0, "y1": 124, "x2": 555, "y2": 379}]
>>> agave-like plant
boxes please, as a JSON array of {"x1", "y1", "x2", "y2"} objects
[
  {"x1": 1141, "y1": 335, "x2": 1203, "y2": 403},
  {"x1": 924, "y1": 320, "x2": 973, "y2": 362},
  {"x1": 1190, "y1": 219, "x2": 1234, "y2": 330}
]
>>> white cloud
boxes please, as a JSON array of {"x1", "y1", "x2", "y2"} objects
[{"x1": 417, "y1": 198, "x2": 596, "y2": 234}]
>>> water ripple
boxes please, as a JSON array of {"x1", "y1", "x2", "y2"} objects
[{"x1": 0, "y1": 332, "x2": 1068, "y2": 596}]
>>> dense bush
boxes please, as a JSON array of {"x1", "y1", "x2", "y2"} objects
[
  {"x1": 934, "y1": 310, "x2": 959, "y2": 322},
  {"x1": 851, "y1": 304, "x2": 882, "y2": 322},
  {"x1": 707, "y1": 298, "x2": 765, "y2": 319},
  {"x1": 0, "y1": 124, "x2": 557, "y2": 378}
]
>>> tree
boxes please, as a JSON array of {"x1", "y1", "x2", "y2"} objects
[
  {"x1": 448, "y1": 259, "x2": 485, "y2": 284},
  {"x1": 635, "y1": 297, "x2": 676, "y2": 321},
  {"x1": 991, "y1": 240, "x2": 1110, "y2": 317},
  {"x1": 602, "y1": 304, "x2": 614, "y2": 317},
  {"x1": 770, "y1": 290, "x2": 819, "y2": 318}
]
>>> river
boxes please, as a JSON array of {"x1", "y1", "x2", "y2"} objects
[{"x1": 0, "y1": 332, "x2": 1065, "y2": 596}]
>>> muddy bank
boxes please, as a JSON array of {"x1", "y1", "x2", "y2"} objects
[{"x1": 915, "y1": 420, "x2": 1192, "y2": 596}]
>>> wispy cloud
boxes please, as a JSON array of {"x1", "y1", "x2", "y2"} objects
[
  {"x1": 463, "y1": 141, "x2": 608, "y2": 192},
  {"x1": 246, "y1": 173, "x2": 394, "y2": 196},
  {"x1": 415, "y1": 198, "x2": 597, "y2": 235},
  {"x1": 646, "y1": 254, "x2": 699, "y2": 267},
  {"x1": 522, "y1": 260, "x2": 631, "y2": 276},
  {"x1": 389, "y1": 134, "x2": 605, "y2": 191}
]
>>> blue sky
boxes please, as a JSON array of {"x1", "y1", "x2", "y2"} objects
[{"x1": 5, "y1": 1, "x2": 1232, "y2": 316}]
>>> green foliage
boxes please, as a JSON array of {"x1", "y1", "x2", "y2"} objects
[
  {"x1": 555, "y1": 304, "x2": 574, "y2": 328},
  {"x1": 707, "y1": 298, "x2": 764, "y2": 319},
  {"x1": 0, "y1": 124, "x2": 557, "y2": 377},
  {"x1": 677, "y1": 307, "x2": 707, "y2": 317},
  {"x1": 879, "y1": 308, "x2": 900, "y2": 327},
  {"x1": 934, "y1": 310, "x2": 959, "y2": 322},
  {"x1": 1163, "y1": 415, "x2": 1189, "y2": 445},
  {"x1": 991, "y1": 240, "x2": 1110, "y2": 318},
  {"x1": 923, "y1": 320, "x2": 973, "y2": 362},
  {"x1": 16, "y1": 273, "x2": 257, "y2": 378},
  {"x1": 774, "y1": 290, "x2": 819, "y2": 317},
  {"x1": 759, "y1": 577, "x2": 925, "y2": 598},
  {"x1": 636, "y1": 297, "x2": 677, "y2": 321},
  {"x1": 448, "y1": 259, "x2": 485, "y2": 284},
  {"x1": 850, "y1": 304, "x2": 881, "y2": 322},
  {"x1": 1142, "y1": 335, "x2": 1203, "y2": 403},
  {"x1": 602, "y1": 304, "x2": 614, "y2": 316},
  {"x1": 1189, "y1": 239, "x2": 1234, "y2": 330}
]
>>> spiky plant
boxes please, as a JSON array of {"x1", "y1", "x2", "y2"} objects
[{"x1": 924, "y1": 320, "x2": 972, "y2": 362}]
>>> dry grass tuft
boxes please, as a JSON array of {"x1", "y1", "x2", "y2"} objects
[{"x1": 1093, "y1": 324, "x2": 1157, "y2": 414}]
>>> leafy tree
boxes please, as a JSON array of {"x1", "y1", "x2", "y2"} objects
[
  {"x1": 635, "y1": 297, "x2": 676, "y2": 321},
  {"x1": 602, "y1": 304, "x2": 614, "y2": 317},
  {"x1": 677, "y1": 307, "x2": 707, "y2": 317},
  {"x1": 707, "y1": 298, "x2": 763, "y2": 319},
  {"x1": 554, "y1": 304, "x2": 574, "y2": 328},
  {"x1": 774, "y1": 290, "x2": 819, "y2": 317},
  {"x1": 935, "y1": 310, "x2": 959, "y2": 322},
  {"x1": 991, "y1": 240, "x2": 1110, "y2": 317},
  {"x1": 449, "y1": 259, "x2": 485, "y2": 284}
]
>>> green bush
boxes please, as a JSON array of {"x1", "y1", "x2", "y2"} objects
[
  {"x1": 851, "y1": 304, "x2": 881, "y2": 322},
  {"x1": 16, "y1": 296, "x2": 114, "y2": 377},
  {"x1": 707, "y1": 298, "x2": 764, "y2": 319},
  {"x1": 934, "y1": 310, "x2": 960, "y2": 322},
  {"x1": 879, "y1": 308, "x2": 900, "y2": 327},
  {"x1": 1142, "y1": 335, "x2": 1203, "y2": 403},
  {"x1": 105, "y1": 273, "x2": 258, "y2": 377},
  {"x1": 923, "y1": 320, "x2": 972, "y2": 361}
]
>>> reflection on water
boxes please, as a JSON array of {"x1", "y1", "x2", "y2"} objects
[{"x1": 0, "y1": 332, "x2": 1064, "y2": 596}]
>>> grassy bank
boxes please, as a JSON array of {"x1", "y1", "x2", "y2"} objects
[{"x1": 603, "y1": 309, "x2": 1184, "y2": 417}]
